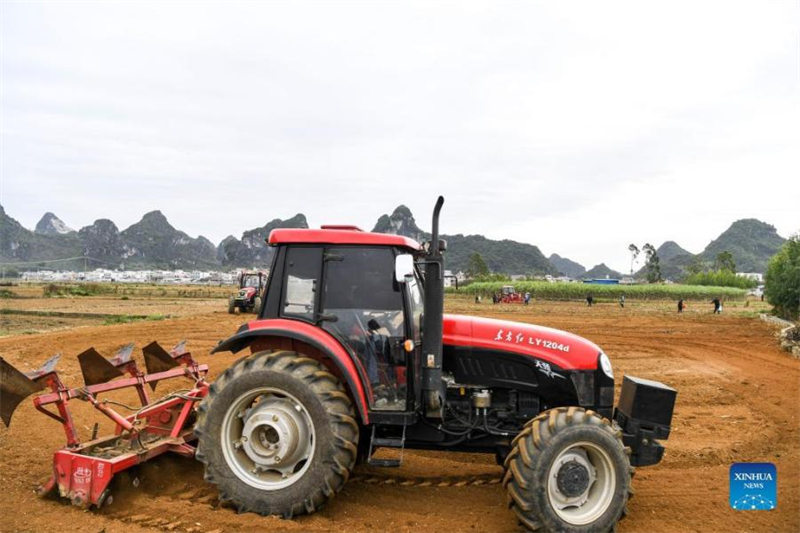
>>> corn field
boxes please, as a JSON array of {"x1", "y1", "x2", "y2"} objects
[{"x1": 456, "y1": 281, "x2": 747, "y2": 301}]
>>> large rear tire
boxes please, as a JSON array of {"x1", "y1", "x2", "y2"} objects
[
  {"x1": 503, "y1": 407, "x2": 633, "y2": 532},
  {"x1": 195, "y1": 350, "x2": 359, "y2": 517}
]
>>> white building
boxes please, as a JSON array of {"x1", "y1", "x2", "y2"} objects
[{"x1": 737, "y1": 272, "x2": 764, "y2": 283}]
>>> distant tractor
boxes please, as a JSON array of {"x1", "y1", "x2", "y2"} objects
[
  {"x1": 228, "y1": 271, "x2": 265, "y2": 314},
  {"x1": 500, "y1": 284, "x2": 523, "y2": 303}
]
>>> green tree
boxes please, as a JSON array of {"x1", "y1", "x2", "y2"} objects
[
  {"x1": 628, "y1": 244, "x2": 640, "y2": 275},
  {"x1": 466, "y1": 252, "x2": 490, "y2": 279},
  {"x1": 643, "y1": 243, "x2": 662, "y2": 283},
  {"x1": 765, "y1": 235, "x2": 800, "y2": 321},
  {"x1": 714, "y1": 251, "x2": 736, "y2": 273},
  {"x1": 684, "y1": 270, "x2": 756, "y2": 289}
]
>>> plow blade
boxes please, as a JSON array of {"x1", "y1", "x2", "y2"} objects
[
  {"x1": 78, "y1": 347, "x2": 127, "y2": 386},
  {"x1": 0, "y1": 355, "x2": 56, "y2": 426},
  {"x1": 142, "y1": 341, "x2": 182, "y2": 390}
]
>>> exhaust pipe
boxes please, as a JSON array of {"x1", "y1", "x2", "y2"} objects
[{"x1": 422, "y1": 196, "x2": 445, "y2": 418}]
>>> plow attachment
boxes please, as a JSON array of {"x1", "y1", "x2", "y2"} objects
[{"x1": 0, "y1": 342, "x2": 208, "y2": 508}]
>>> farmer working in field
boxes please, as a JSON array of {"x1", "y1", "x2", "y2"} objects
[
  {"x1": 678, "y1": 299, "x2": 685, "y2": 313},
  {"x1": 586, "y1": 293, "x2": 593, "y2": 307},
  {"x1": 712, "y1": 297, "x2": 721, "y2": 314}
]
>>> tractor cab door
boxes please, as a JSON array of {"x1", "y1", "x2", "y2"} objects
[{"x1": 321, "y1": 246, "x2": 408, "y2": 411}]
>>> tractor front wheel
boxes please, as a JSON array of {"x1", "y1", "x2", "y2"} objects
[
  {"x1": 195, "y1": 351, "x2": 359, "y2": 517},
  {"x1": 227, "y1": 297, "x2": 236, "y2": 314},
  {"x1": 503, "y1": 407, "x2": 633, "y2": 532}
]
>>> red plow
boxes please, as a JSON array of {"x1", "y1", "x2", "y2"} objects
[{"x1": 0, "y1": 342, "x2": 208, "y2": 508}]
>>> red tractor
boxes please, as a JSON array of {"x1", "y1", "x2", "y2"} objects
[
  {"x1": 228, "y1": 271, "x2": 266, "y2": 314},
  {"x1": 500, "y1": 284, "x2": 524, "y2": 303},
  {"x1": 0, "y1": 197, "x2": 675, "y2": 532}
]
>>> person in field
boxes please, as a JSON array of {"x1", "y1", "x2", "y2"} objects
[
  {"x1": 524, "y1": 292, "x2": 531, "y2": 305},
  {"x1": 619, "y1": 295, "x2": 625, "y2": 308},
  {"x1": 586, "y1": 293, "x2": 593, "y2": 306},
  {"x1": 711, "y1": 297, "x2": 721, "y2": 314},
  {"x1": 678, "y1": 299, "x2": 685, "y2": 313}
]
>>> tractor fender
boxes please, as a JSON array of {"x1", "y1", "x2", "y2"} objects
[{"x1": 212, "y1": 318, "x2": 370, "y2": 424}]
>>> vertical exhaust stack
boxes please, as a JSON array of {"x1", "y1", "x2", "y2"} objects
[{"x1": 422, "y1": 196, "x2": 445, "y2": 418}]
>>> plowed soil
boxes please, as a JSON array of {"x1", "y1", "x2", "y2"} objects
[{"x1": 1, "y1": 300, "x2": 798, "y2": 533}]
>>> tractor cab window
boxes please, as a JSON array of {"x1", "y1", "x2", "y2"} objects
[
  {"x1": 406, "y1": 270, "x2": 423, "y2": 340},
  {"x1": 322, "y1": 247, "x2": 407, "y2": 411},
  {"x1": 241, "y1": 274, "x2": 261, "y2": 288},
  {"x1": 282, "y1": 247, "x2": 321, "y2": 321}
]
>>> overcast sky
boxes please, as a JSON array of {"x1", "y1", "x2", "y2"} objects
[{"x1": 2, "y1": 1, "x2": 798, "y2": 273}]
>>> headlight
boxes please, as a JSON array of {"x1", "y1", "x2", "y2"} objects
[{"x1": 599, "y1": 352, "x2": 613, "y2": 379}]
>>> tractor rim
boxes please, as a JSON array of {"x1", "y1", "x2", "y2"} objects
[
  {"x1": 221, "y1": 387, "x2": 316, "y2": 490},
  {"x1": 546, "y1": 441, "x2": 615, "y2": 525}
]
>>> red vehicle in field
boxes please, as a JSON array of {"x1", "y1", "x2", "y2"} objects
[
  {"x1": 1, "y1": 197, "x2": 675, "y2": 532},
  {"x1": 228, "y1": 271, "x2": 266, "y2": 314},
  {"x1": 500, "y1": 284, "x2": 524, "y2": 303}
]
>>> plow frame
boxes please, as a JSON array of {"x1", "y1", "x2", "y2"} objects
[{"x1": 1, "y1": 343, "x2": 209, "y2": 508}]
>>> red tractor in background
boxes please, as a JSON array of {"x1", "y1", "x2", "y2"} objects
[
  {"x1": 228, "y1": 271, "x2": 266, "y2": 314},
  {"x1": 0, "y1": 197, "x2": 676, "y2": 532},
  {"x1": 500, "y1": 284, "x2": 524, "y2": 303}
]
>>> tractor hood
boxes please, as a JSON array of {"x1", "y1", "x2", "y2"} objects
[
  {"x1": 238, "y1": 287, "x2": 257, "y2": 299},
  {"x1": 442, "y1": 314, "x2": 602, "y2": 371}
]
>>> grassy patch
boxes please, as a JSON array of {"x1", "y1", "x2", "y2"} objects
[
  {"x1": 0, "y1": 289, "x2": 19, "y2": 299},
  {"x1": 42, "y1": 283, "x2": 113, "y2": 298},
  {"x1": 103, "y1": 313, "x2": 167, "y2": 325}
]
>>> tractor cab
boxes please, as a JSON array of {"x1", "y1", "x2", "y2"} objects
[
  {"x1": 250, "y1": 228, "x2": 425, "y2": 413},
  {"x1": 240, "y1": 272, "x2": 265, "y2": 291}
]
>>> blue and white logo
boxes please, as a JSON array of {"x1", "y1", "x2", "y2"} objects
[{"x1": 730, "y1": 463, "x2": 776, "y2": 510}]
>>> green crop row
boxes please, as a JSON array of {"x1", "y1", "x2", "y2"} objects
[{"x1": 453, "y1": 281, "x2": 747, "y2": 301}]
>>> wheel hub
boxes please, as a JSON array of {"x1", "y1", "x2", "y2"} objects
[
  {"x1": 221, "y1": 388, "x2": 316, "y2": 490},
  {"x1": 556, "y1": 460, "x2": 591, "y2": 497},
  {"x1": 241, "y1": 397, "x2": 310, "y2": 473},
  {"x1": 548, "y1": 449, "x2": 597, "y2": 510}
]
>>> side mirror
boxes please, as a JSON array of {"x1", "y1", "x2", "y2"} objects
[{"x1": 395, "y1": 254, "x2": 415, "y2": 283}]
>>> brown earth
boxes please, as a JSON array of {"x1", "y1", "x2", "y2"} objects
[{"x1": 0, "y1": 299, "x2": 798, "y2": 533}]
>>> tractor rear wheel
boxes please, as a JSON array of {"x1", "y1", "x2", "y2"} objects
[
  {"x1": 227, "y1": 297, "x2": 236, "y2": 314},
  {"x1": 195, "y1": 350, "x2": 359, "y2": 517},
  {"x1": 503, "y1": 407, "x2": 632, "y2": 532}
]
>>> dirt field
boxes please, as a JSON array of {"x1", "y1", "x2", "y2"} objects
[
  {"x1": 0, "y1": 298, "x2": 798, "y2": 532},
  {"x1": 1, "y1": 284, "x2": 229, "y2": 336}
]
